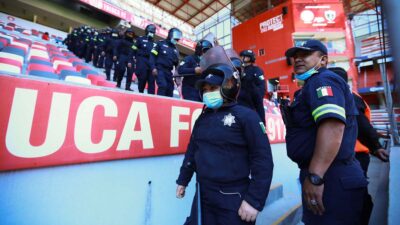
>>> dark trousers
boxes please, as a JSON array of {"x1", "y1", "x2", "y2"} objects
[
  {"x1": 136, "y1": 57, "x2": 155, "y2": 94},
  {"x1": 355, "y1": 152, "x2": 373, "y2": 225},
  {"x1": 300, "y1": 159, "x2": 368, "y2": 225},
  {"x1": 184, "y1": 181, "x2": 255, "y2": 225},
  {"x1": 156, "y1": 69, "x2": 174, "y2": 97},
  {"x1": 104, "y1": 55, "x2": 115, "y2": 80},
  {"x1": 115, "y1": 57, "x2": 133, "y2": 90}
]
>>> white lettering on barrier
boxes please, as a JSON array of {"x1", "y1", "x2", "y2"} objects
[
  {"x1": 6, "y1": 88, "x2": 71, "y2": 158},
  {"x1": 170, "y1": 106, "x2": 190, "y2": 147},
  {"x1": 117, "y1": 102, "x2": 153, "y2": 150},
  {"x1": 191, "y1": 108, "x2": 202, "y2": 131},
  {"x1": 75, "y1": 96, "x2": 117, "y2": 153}
]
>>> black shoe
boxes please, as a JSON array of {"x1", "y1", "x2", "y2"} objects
[{"x1": 126, "y1": 88, "x2": 133, "y2": 91}]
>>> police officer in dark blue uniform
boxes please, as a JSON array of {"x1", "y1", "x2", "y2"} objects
[
  {"x1": 282, "y1": 40, "x2": 367, "y2": 225},
  {"x1": 176, "y1": 46, "x2": 273, "y2": 225},
  {"x1": 113, "y1": 28, "x2": 135, "y2": 91},
  {"x1": 133, "y1": 24, "x2": 157, "y2": 94},
  {"x1": 104, "y1": 29, "x2": 119, "y2": 81},
  {"x1": 178, "y1": 39, "x2": 213, "y2": 101},
  {"x1": 96, "y1": 29, "x2": 110, "y2": 68},
  {"x1": 150, "y1": 28, "x2": 181, "y2": 97},
  {"x1": 237, "y1": 50, "x2": 266, "y2": 125}
]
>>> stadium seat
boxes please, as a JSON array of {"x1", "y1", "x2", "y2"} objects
[
  {"x1": 53, "y1": 60, "x2": 73, "y2": 70},
  {"x1": 6, "y1": 22, "x2": 16, "y2": 27},
  {"x1": 10, "y1": 42, "x2": 29, "y2": 53},
  {"x1": 55, "y1": 64, "x2": 75, "y2": 74},
  {"x1": 0, "y1": 52, "x2": 24, "y2": 65},
  {"x1": 0, "y1": 57, "x2": 23, "y2": 68},
  {"x1": 4, "y1": 26, "x2": 14, "y2": 31},
  {"x1": 65, "y1": 76, "x2": 91, "y2": 85},
  {"x1": 28, "y1": 49, "x2": 49, "y2": 60},
  {"x1": 97, "y1": 80, "x2": 116, "y2": 88},
  {"x1": 29, "y1": 71, "x2": 59, "y2": 79},
  {"x1": 81, "y1": 69, "x2": 99, "y2": 76},
  {"x1": 76, "y1": 64, "x2": 93, "y2": 72},
  {"x1": 29, "y1": 59, "x2": 53, "y2": 66},
  {"x1": 0, "y1": 33, "x2": 13, "y2": 44},
  {"x1": 0, "y1": 63, "x2": 21, "y2": 74},
  {"x1": 27, "y1": 64, "x2": 54, "y2": 73},
  {"x1": 59, "y1": 70, "x2": 82, "y2": 79},
  {"x1": 87, "y1": 74, "x2": 106, "y2": 85},
  {"x1": 3, "y1": 46, "x2": 26, "y2": 57}
]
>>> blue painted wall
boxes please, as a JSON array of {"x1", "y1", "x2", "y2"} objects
[{"x1": 0, "y1": 143, "x2": 300, "y2": 225}]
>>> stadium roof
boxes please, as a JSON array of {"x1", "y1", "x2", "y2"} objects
[{"x1": 146, "y1": 0, "x2": 380, "y2": 27}]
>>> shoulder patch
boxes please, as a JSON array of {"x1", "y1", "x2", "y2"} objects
[
  {"x1": 179, "y1": 61, "x2": 185, "y2": 66},
  {"x1": 259, "y1": 122, "x2": 266, "y2": 134},
  {"x1": 316, "y1": 86, "x2": 333, "y2": 98}
]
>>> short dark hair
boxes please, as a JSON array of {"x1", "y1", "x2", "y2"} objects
[{"x1": 329, "y1": 67, "x2": 348, "y2": 82}]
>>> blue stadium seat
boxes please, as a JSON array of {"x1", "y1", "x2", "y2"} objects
[
  {"x1": 29, "y1": 59, "x2": 52, "y2": 66},
  {"x1": 2, "y1": 47, "x2": 25, "y2": 57},
  {"x1": 59, "y1": 70, "x2": 83, "y2": 79},
  {"x1": 29, "y1": 70, "x2": 59, "y2": 79},
  {"x1": 81, "y1": 69, "x2": 98, "y2": 76}
]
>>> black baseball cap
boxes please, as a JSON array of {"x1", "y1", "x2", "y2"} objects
[
  {"x1": 285, "y1": 40, "x2": 328, "y2": 57},
  {"x1": 195, "y1": 74, "x2": 224, "y2": 90}
]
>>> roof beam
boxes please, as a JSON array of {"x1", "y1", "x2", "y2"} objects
[{"x1": 172, "y1": 0, "x2": 189, "y2": 14}]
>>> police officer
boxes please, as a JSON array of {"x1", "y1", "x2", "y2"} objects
[
  {"x1": 178, "y1": 39, "x2": 213, "y2": 101},
  {"x1": 283, "y1": 40, "x2": 367, "y2": 225},
  {"x1": 328, "y1": 67, "x2": 389, "y2": 225},
  {"x1": 134, "y1": 24, "x2": 157, "y2": 94},
  {"x1": 176, "y1": 47, "x2": 273, "y2": 225},
  {"x1": 238, "y1": 50, "x2": 266, "y2": 125},
  {"x1": 150, "y1": 28, "x2": 181, "y2": 97},
  {"x1": 113, "y1": 28, "x2": 135, "y2": 91},
  {"x1": 104, "y1": 29, "x2": 119, "y2": 81}
]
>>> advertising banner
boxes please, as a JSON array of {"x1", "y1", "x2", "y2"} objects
[
  {"x1": 0, "y1": 75, "x2": 285, "y2": 171},
  {"x1": 293, "y1": 1, "x2": 345, "y2": 32}
]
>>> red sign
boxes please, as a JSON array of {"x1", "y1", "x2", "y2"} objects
[
  {"x1": 0, "y1": 75, "x2": 285, "y2": 171},
  {"x1": 79, "y1": 0, "x2": 195, "y2": 49},
  {"x1": 293, "y1": 1, "x2": 345, "y2": 32}
]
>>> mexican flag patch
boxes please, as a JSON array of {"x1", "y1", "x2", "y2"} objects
[{"x1": 316, "y1": 86, "x2": 333, "y2": 98}]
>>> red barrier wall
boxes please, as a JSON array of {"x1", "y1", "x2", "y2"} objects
[{"x1": 0, "y1": 75, "x2": 285, "y2": 171}]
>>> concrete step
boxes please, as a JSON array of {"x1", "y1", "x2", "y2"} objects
[
  {"x1": 257, "y1": 195, "x2": 302, "y2": 225},
  {"x1": 265, "y1": 183, "x2": 283, "y2": 207}
]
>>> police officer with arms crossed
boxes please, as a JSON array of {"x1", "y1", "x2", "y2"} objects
[
  {"x1": 134, "y1": 24, "x2": 157, "y2": 94},
  {"x1": 150, "y1": 28, "x2": 181, "y2": 97},
  {"x1": 176, "y1": 46, "x2": 273, "y2": 225},
  {"x1": 282, "y1": 40, "x2": 368, "y2": 225},
  {"x1": 178, "y1": 39, "x2": 213, "y2": 101}
]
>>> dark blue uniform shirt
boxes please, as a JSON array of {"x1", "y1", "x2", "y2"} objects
[
  {"x1": 286, "y1": 67, "x2": 359, "y2": 168},
  {"x1": 177, "y1": 103, "x2": 273, "y2": 211},
  {"x1": 178, "y1": 54, "x2": 201, "y2": 86},
  {"x1": 149, "y1": 40, "x2": 179, "y2": 71},
  {"x1": 133, "y1": 36, "x2": 154, "y2": 58}
]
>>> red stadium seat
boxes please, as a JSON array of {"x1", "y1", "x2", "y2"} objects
[
  {"x1": 87, "y1": 74, "x2": 106, "y2": 85},
  {"x1": 0, "y1": 57, "x2": 23, "y2": 68},
  {"x1": 27, "y1": 64, "x2": 54, "y2": 73},
  {"x1": 97, "y1": 80, "x2": 116, "y2": 88},
  {"x1": 76, "y1": 64, "x2": 93, "y2": 72},
  {"x1": 56, "y1": 65, "x2": 76, "y2": 74}
]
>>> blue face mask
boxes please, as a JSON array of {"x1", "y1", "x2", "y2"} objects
[
  {"x1": 295, "y1": 58, "x2": 323, "y2": 81},
  {"x1": 171, "y1": 39, "x2": 178, "y2": 45},
  {"x1": 203, "y1": 90, "x2": 223, "y2": 109}
]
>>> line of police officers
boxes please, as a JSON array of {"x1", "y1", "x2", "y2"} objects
[{"x1": 64, "y1": 25, "x2": 266, "y2": 107}]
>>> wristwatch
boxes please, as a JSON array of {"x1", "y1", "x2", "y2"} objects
[{"x1": 307, "y1": 173, "x2": 324, "y2": 186}]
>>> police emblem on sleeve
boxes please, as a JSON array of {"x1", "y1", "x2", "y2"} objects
[{"x1": 222, "y1": 113, "x2": 236, "y2": 127}]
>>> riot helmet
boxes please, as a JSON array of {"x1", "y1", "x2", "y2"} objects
[
  {"x1": 197, "y1": 46, "x2": 241, "y2": 101},
  {"x1": 240, "y1": 49, "x2": 256, "y2": 63},
  {"x1": 167, "y1": 28, "x2": 182, "y2": 45},
  {"x1": 195, "y1": 39, "x2": 213, "y2": 56},
  {"x1": 145, "y1": 24, "x2": 156, "y2": 38}
]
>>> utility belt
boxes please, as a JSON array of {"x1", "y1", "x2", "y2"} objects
[{"x1": 197, "y1": 177, "x2": 250, "y2": 188}]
